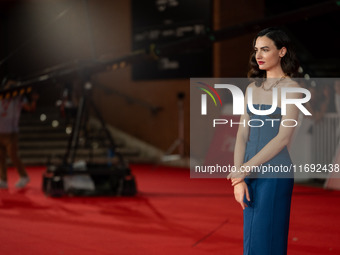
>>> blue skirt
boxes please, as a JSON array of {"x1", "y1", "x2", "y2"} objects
[
  {"x1": 243, "y1": 104, "x2": 294, "y2": 254},
  {"x1": 243, "y1": 177, "x2": 294, "y2": 255}
]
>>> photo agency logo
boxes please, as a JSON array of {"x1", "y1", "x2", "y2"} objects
[
  {"x1": 190, "y1": 78, "x2": 340, "y2": 179},
  {"x1": 196, "y1": 81, "x2": 223, "y2": 114},
  {"x1": 195, "y1": 80, "x2": 312, "y2": 127}
]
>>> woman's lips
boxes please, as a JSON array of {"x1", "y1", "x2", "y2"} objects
[{"x1": 258, "y1": 61, "x2": 265, "y2": 65}]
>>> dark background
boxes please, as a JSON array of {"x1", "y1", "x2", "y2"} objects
[{"x1": 0, "y1": 0, "x2": 339, "y2": 153}]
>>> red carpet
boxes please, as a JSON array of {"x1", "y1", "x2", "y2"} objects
[{"x1": 0, "y1": 165, "x2": 339, "y2": 255}]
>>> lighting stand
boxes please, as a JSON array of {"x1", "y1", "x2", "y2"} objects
[{"x1": 162, "y1": 92, "x2": 185, "y2": 161}]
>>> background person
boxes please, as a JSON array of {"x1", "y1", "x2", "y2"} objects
[{"x1": 0, "y1": 76, "x2": 38, "y2": 189}]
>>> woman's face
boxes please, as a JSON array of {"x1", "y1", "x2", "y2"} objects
[{"x1": 254, "y1": 36, "x2": 286, "y2": 71}]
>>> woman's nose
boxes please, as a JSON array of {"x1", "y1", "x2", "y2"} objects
[{"x1": 256, "y1": 51, "x2": 262, "y2": 59}]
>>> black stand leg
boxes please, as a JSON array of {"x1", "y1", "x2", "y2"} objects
[{"x1": 63, "y1": 81, "x2": 125, "y2": 167}]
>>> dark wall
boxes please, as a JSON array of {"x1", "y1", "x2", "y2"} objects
[{"x1": 1, "y1": 0, "x2": 265, "y2": 154}]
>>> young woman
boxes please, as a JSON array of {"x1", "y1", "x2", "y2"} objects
[{"x1": 227, "y1": 27, "x2": 300, "y2": 255}]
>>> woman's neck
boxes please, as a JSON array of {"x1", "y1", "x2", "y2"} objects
[{"x1": 266, "y1": 67, "x2": 286, "y2": 78}]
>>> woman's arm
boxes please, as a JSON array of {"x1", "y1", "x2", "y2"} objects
[
  {"x1": 244, "y1": 83, "x2": 301, "y2": 170},
  {"x1": 233, "y1": 83, "x2": 252, "y2": 168},
  {"x1": 228, "y1": 84, "x2": 250, "y2": 179},
  {"x1": 229, "y1": 85, "x2": 251, "y2": 210},
  {"x1": 234, "y1": 108, "x2": 250, "y2": 170}
]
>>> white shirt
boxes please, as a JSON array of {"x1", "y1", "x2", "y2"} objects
[{"x1": 0, "y1": 96, "x2": 25, "y2": 133}]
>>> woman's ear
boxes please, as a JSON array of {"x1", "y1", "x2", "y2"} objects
[{"x1": 280, "y1": 47, "x2": 287, "y2": 58}]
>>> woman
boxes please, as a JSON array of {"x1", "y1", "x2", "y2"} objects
[{"x1": 227, "y1": 27, "x2": 300, "y2": 255}]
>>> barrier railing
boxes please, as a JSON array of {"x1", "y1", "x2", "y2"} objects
[{"x1": 312, "y1": 113, "x2": 340, "y2": 166}]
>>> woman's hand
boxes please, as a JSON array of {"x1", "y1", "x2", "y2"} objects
[
  {"x1": 227, "y1": 167, "x2": 249, "y2": 185},
  {"x1": 231, "y1": 177, "x2": 245, "y2": 186},
  {"x1": 233, "y1": 181, "x2": 250, "y2": 210}
]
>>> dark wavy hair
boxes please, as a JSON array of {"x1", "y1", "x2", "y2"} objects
[{"x1": 247, "y1": 27, "x2": 299, "y2": 86}]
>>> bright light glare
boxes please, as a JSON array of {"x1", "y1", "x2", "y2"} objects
[
  {"x1": 66, "y1": 126, "x2": 72, "y2": 134},
  {"x1": 52, "y1": 120, "x2": 59, "y2": 128},
  {"x1": 40, "y1": 114, "x2": 47, "y2": 121}
]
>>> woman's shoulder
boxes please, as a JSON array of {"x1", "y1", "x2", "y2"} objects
[
  {"x1": 281, "y1": 77, "x2": 300, "y2": 88},
  {"x1": 247, "y1": 81, "x2": 257, "y2": 89},
  {"x1": 279, "y1": 77, "x2": 303, "y2": 100}
]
